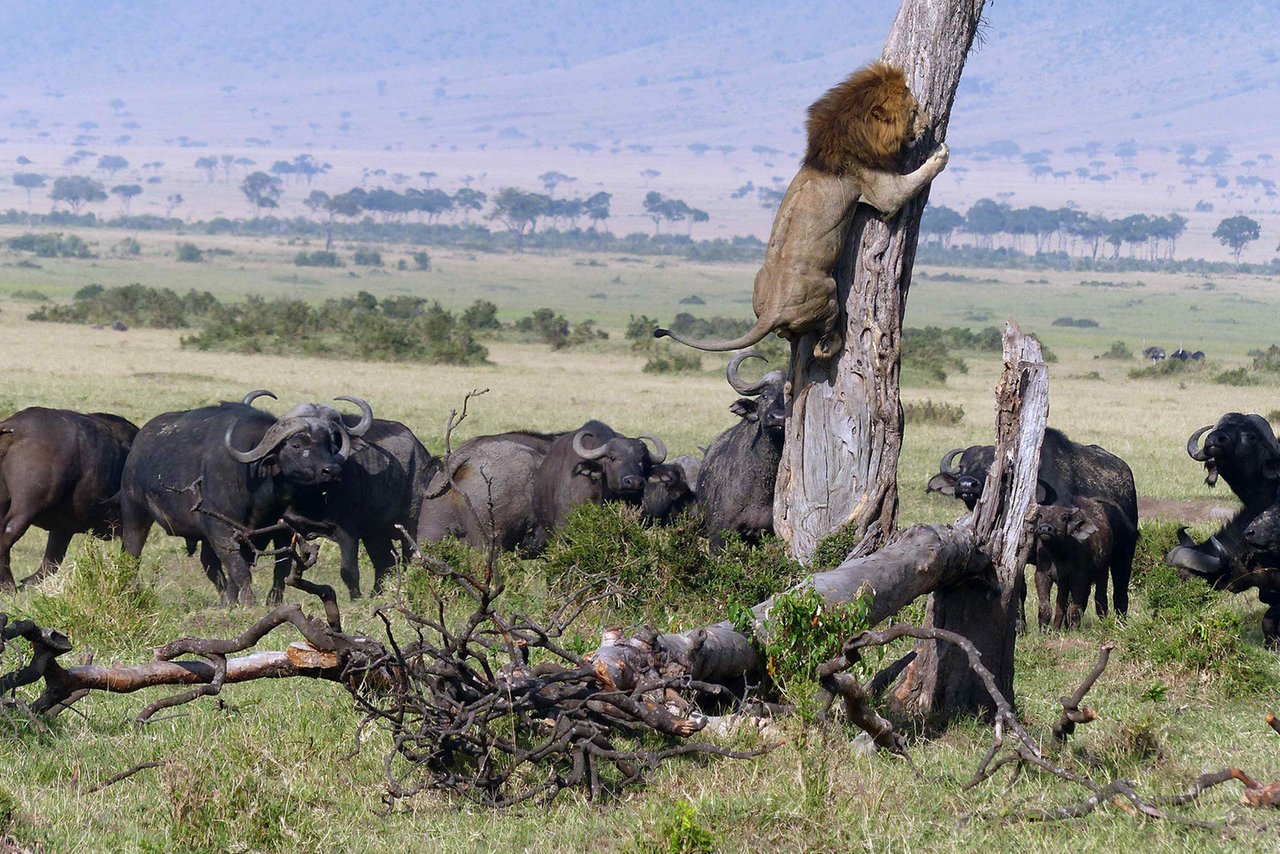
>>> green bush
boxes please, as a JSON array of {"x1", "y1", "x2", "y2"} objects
[
  {"x1": 1123, "y1": 559, "x2": 1273, "y2": 695},
  {"x1": 412, "y1": 250, "x2": 431, "y2": 271},
  {"x1": 352, "y1": 247, "x2": 383, "y2": 266},
  {"x1": 116, "y1": 236, "x2": 141, "y2": 256},
  {"x1": 656, "y1": 801, "x2": 715, "y2": 854},
  {"x1": 7, "y1": 232, "x2": 93, "y2": 258},
  {"x1": 540, "y1": 503, "x2": 803, "y2": 622},
  {"x1": 28, "y1": 282, "x2": 217, "y2": 328},
  {"x1": 10, "y1": 289, "x2": 48, "y2": 302},
  {"x1": 1128, "y1": 358, "x2": 1205, "y2": 379},
  {"x1": 1051, "y1": 316, "x2": 1099, "y2": 327},
  {"x1": 1214, "y1": 366, "x2": 1259, "y2": 386},
  {"x1": 903, "y1": 399, "x2": 964, "y2": 425},
  {"x1": 1249, "y1": 344, "x2": 1280, "y2": 373},
  {"x1": 175, "y1": 241, "x2": 204, "y2": 262},
  {"x1": 294, "y1": 250, "x2": 342, "y2": 267},
  {"x1": 643, "y1": 349, "x2": 702, "y2": 374},
  {"x1": 461, "y1": 299, "x2": 501, "y2": 330},
  {"x1": 1099, "y1": 340, "x2": 1133, "y2": 360}
]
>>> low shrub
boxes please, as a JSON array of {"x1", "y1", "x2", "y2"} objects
[
  {"x1": 7, "y1": 232, "x2": 93, "y2": 258},
  {"x1": 643, "y1": 349, "x2": 702, "y2": 374},
  {"x1": 28, "y1": 282, "x2": 217, "y2": 328},
  {"x1": 294, "y1": 250, "x2": 342, "y2": 267},
  {"x1": 903, "y1": 399, "x2": 964, "y2": 426},
  {"x1": 1214, "y1": 367, "x2": 1259, "y2": 386},
  {"x1": 1128, "y1": 358, "x2": 1206, "y2": 379},
  {"x1": 412, "y1": 250, "x2": 431, "y2": 270},
  {"x1": 352, "y1": 247, "x2": 383, "y2": 266},
  {"x1": 175, "y1": 241, "x2": 204, "y2": 262},
  {"x1": 10, "y1": 289, "x2": 48, "y2": 302},
  {"x1": 1051, "y1": 316, "x2": 1099, "y2": 327},
  {"x1": 1098, "y1": 340, "x2": 1133, "y2": 360}
]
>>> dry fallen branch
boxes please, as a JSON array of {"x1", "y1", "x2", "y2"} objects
[{"x1": 1051, "y1": 642, "x2": 1114, "y2": 743}]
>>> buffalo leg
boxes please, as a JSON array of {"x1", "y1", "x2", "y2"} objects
[
  {"x1": 1034, "y1": 567, "x2": 1054, "y2": 630},
  {"x1": 1111, "y1": 532, "x2": 1135, "y2": 617},
  {"x1": 198, "y1": 540, "x2": 226, "y2": 595},
  {"x1": 1052, "y1": 573, "x2": 1070, "y2": 630},
  {"x1": 0, "y1": 510, "x2": 33, "y2": 590},
  {"x1": 1092, "y1": 564, "x2": 1109, "y2": 619},
  {"x1": 267, "y1": 532, "x2": 292, "y2": 605},
  {"x1": 1262, "y1": 590, "x2": 1280, "y2": 651},
  {"x1": 336, "y1": 532, "x2": 363, "y2": 600},
  {"x1": 20, "y1": 528, "x2": 74, "y2": 587},
  {"x1": 1066, "y1": 574, "x2": 1090, "y2": 630},
  {"x1": 364, "y1": 534, "x2": 398, "y2": 596}
]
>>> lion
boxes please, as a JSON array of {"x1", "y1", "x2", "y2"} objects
[{"x1": 654, "y1": 62, "x2": 948, "y2": 360}]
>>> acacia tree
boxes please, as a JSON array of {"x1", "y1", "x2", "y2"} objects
[
  {"x1": 241, "y1": 171, "x2": 282, "y2": 217},
  {"x1": 487, "y1": 187, "x2": 551, "y2": 251},
  {"x1": 111, "y1": 183, "x2": 142, "y2": 214},
  {"x1": 12, "y1": 172, "x2": 46, "y2": 204},
  {"x1": 1214, "y1": 215, "x2": 1261, "y2": 262},
  {"x1": 49, "y1": 175, "x2": 107, "y2": 214}
]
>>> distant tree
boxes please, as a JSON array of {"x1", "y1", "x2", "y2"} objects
[
  {"x1": 569, "y1": 142, "x2": 600, "y2": 155},
  {"x1": 452, "y1": 187, "x2": 487, "y2": 222},
  {"x1": 165, "y1": 193, "x2": 184, "y2": 218},
  {"x1": 111, "y1": 183, "x2": 143, "y2": 214},
  {"x1": 194, "y1": 155, "x2": 218, "y2": 182},
  {"x1": 409, "y1": 188, "x2": 454, "y2": 223},
  {"x1": 643, "y1": 191, "x2": 691, "y2": 234},
  {"x1": 49, "y1": 175, "x2": 107, "y2": 214},
  {"x1": 15, "y1": 156, "x2": 32, "y2": 166},
  {"x1": 1213, "y1": 215, "x2": 1261, "y2": 262},
  {"x1": 487, "y1": 187, "x2": 551, "y2": 251},
  {"x1": 920, "y1": 205, "x2": 964, "y2": 247},
  {"x1": 97, "y1": 154, "x2": 129, "y2": 175},
  {"x1": 234, "y1": 156, "x2": 256, "y2": 176},
  {"x1": 715, "y1": 145, "x2": 736, "y2": 158},
  {"x1": 688, "y1": 208, "x2": 709, "y2": 236},
  {"x1": 640, "y1": 169, "x2": 660, "y2": 187},
  {"x1": 1113, "y1": 141, "x2": 1138, "y2": 163},
  {"x1": 538, "y1": 171, "x2": 576, "y2": 195},
  {"x1": 964, "y1": 198, "x2": 1008, "y2": 248},
  {"x1": 584, "y1": 191, "x2": 611, "y2": 231},
  {"x1": 687, "y1": 142, "x2": 711, "y2": 158},
  {"x1": 418, "y1": 171, "x2": 438, "y2": 186},
  {"x1": 109, "y1": 98, "x2": 126, "y2": 114},
  {"x1": 12, "y1": 172, "x2": 46, "y2": 204},
  {"x1": 241, "y1": 171, "x2": 282, "y2": 217}
]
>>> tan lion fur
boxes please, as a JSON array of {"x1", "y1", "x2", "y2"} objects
[{"x1": 655, "y1": 62, "x2": 947, "y2": 361}]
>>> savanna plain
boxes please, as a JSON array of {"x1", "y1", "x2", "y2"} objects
[{"x1": 1, "y1": 225, "x2": 1279, "y2": 852}]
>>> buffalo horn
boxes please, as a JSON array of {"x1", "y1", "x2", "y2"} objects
[
  {"x1": 335, "y1": 395, "x2": 374, "y2": 436},
  {"x1": 639, "y1": 434, "x2": 667, "y2": 464},
  {"x1": 225, "y1": 418, "x2": 307, "y2": 464},
  {"x1": 572, "y1": 429, "x2": 609, "y2": 460},
  {"x1": 1185, "y1": 424, "x2": 1213, "y2": 461},
  {"x1": 1036, "y1": 479, "x2": 1058, "y2": 505},
  {"x1": 726, "y1": 351, "x2": 769, "y2": 396},
  {"x1": 241, "y1": 389, "x2": 277, "y2": 406},
  {"x1": 335, "y1": 425, "x2": 352, "y2": 461},
  {"x1": 939, "y1": 447, "x2": 964, "y2": 475}
]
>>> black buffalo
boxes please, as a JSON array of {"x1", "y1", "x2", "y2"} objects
[
  {"x1": 1166, "y1": 413, "x2": 1280, "y2": 646},
  {"x1": 121, "y1": 395, "x2": 367, "y2": 604},
  {"x1": 531, "y1": 421, "x2": 665, "y2": 549},
  {"x1": 641, "y1": 455, "x2": 702, "y2": 525},
  {"x1": 928, "y1": 427, "x2": 1139, "y2": 614},
  {"x1": 697, "y1": 352, "x2": 786, "y2": 551},
  {"x1": 261, "y1": 392, "x2": 436, "y2": 600},
  {"x1": 418, "y1": 431, "x2": 560, "y2": 553},
  {"x1": 0, "y1": 407, "x2": 138, "y2": 588},
  {"x1": 1033, "y1": 496, "x2": 1130, "y2": 630}
]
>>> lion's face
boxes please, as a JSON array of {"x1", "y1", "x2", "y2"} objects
[{"x1": 805, "y1": 62, "x2": 931, "y2": 173}]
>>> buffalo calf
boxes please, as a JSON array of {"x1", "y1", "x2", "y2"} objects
[{"x1": 1033, "y1": 497, "x2": 1115, "y2": 630}]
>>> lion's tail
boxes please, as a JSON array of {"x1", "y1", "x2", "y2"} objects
[{"x1": 652, "y1": 316, "x2": 775, "y2": 353}]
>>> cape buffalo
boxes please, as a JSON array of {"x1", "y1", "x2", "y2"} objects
[
  {"x1": 1166, "y1": 413, "x2": 1280, "y2": 646},
  {"x1": 697, "y1": 352, "x2": 786, "y2": 551},
  {"x1": 1033, "y1": 497, "x2": 1130, "y2": 630},
  {"x1": 530, "y1": 421, "x2": 665, "y2": 550},
  {"x1": 121, "y1": 394, "x2": 368, "y2": 605},
  {"x1": 259, "y1": 392, "x2": 437, "y2": 600},
  {"x1": 0, "y1": 407, "x2": 138, "y2": 589},
  {"x1": 641, "y1": 455, "x2": 702, "y2": 525},
  {"x1": 928, "y1": 427, "x2": 1139, "y2": 614},
  {"x1": 417, "y1": 431, "x2": 560, "y2": 553}
]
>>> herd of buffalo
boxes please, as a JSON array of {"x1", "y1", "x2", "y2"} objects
[{"x1": 1, "y1": 354, "x2": 1278, "y2": 648}]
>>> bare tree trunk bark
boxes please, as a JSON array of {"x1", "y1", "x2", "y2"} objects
[
  {"x1": 892, "y1": 330, "x2": 1048, "y2": 719},
  {"x1": 640, "y1": 325, "x2": 1046, "y2": 727},
  {"x1": 774, "y1": 0, "x2": 987, "y2": 563}
]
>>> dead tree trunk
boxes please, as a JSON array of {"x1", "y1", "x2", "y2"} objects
[
  {"x1": 892, "y1": 331, "x2": 1048, "y2": 720},
  {"x1": 774, "y1": 0, "x2": 987, "y2": 563},
  {"x1": 631, "y1": 326, "x2": 1047, "y2": 721}
]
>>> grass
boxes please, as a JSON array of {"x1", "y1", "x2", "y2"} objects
[{"x1": 1, "y1": 230, "x2": 1280, "y2": 850}]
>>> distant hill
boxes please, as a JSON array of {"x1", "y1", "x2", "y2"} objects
[{"x1": 0, "y1": 0, "x2": 1275, "y2": 261}]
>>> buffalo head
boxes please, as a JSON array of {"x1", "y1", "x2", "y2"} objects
[
  {"x1": 726, "y1": 351, "x2": 786, "y2": 432},
  {"x1": 225, "y1": 394, "x2": 374, "y2": 487},
  {"x1": 571, "y1": 428, "x2": 665, "y2": 497},
  {"x1": 1185, "y1": 413, "x2": 1280, "y2": 498}
]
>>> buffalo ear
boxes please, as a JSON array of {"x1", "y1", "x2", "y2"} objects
[
  {"x1": 572, "y1": 460, "x2": 601, "y2": 480},
  {"x1": 926, "y1": 472, "x2": 958, "y2": 496},
  {"x1": 730, "y1": 398, "x2": 759, "y2": 421},
  {"x1": 1069, "y1": 512, "x2": 1099, "y2": 542}
]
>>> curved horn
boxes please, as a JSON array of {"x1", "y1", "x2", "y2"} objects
[
  {"x1": 639, "y1": 434, "x2": 667, "y2": 464},
  {"x1": 939, "y1": 447, "x2": 964, "y2": 475},
  {"x1": 334, "y1": 395, "x2": 374, "y2": 436},
  {"x1": 334, "y1": 424, "x2": 352, "y2": 461},
  {"x1": 1036, "y1": 479, "x2": 1059, "y2": 506},
  {"x1": 1186, "y1": 424, "x2": 1213, "y2": 462},
  {"x1": 224, "y1": 418, "x2": 305, "y2": 464},
  {"x1": 572, "y1": 429, "x2": 608, "y2": 460},
  {"x1": 726, "y1": 351, "x2": 769, "y2": 396},
  {"x1": 241, "y1": 389, "x2": 277, "y2": 407}
]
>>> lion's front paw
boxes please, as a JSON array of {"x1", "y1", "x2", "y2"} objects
[{"x1": 931, "y1": 142, "x2": 950, "y2": 169}]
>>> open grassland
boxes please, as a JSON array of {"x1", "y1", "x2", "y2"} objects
[{"x1": 1, "y1": 232, "x2": 1279, "y2": 850}]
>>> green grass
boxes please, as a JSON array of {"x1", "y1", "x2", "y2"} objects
[{"x1": 1, "y1": 229, "x2": 1279, "y2": 850}]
